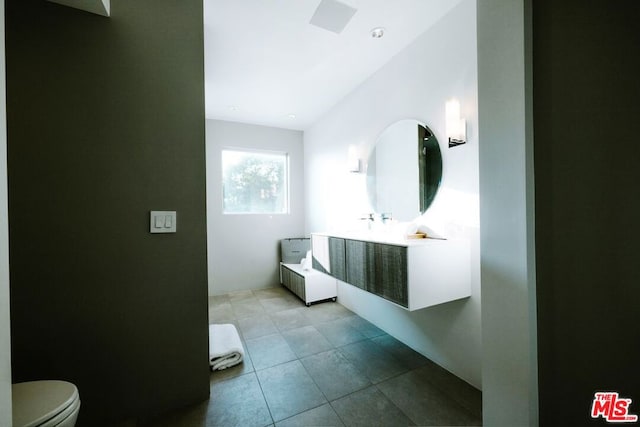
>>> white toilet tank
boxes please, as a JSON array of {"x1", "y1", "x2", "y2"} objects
[{"x1": 12, "y1": 380, "x2": 80, "y2": 427}]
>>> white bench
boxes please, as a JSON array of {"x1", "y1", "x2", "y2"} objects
[{"x1": 279, "y1": 262, "x2": 337, "y2": 306}]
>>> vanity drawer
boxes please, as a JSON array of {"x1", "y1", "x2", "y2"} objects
[{"x1": 345, "y1": 239, "x2": 408, "y2": 307}]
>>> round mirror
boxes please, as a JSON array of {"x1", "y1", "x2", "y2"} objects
[{"x1": 366, "y1": 120, "x2": 442, "y2": 221}]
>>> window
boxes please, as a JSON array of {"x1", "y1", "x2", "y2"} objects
[{"x1": 222, "y1": 149, "x2": 289, "y2": 214}]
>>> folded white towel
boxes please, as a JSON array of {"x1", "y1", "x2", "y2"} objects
[{"x1": 209, "y1": 324, "x2": 244, "y2": 371}]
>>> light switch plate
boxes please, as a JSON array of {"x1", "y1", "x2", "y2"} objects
[{"x1": 150, "y1": 211, "x2": 176, "y2": 233}]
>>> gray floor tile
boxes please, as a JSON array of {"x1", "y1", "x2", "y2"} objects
[
  {"x1": 209, "y1": 302, "x2": 236, "y2": 324},
  {"x1": 341, "y1": 315, "x2": 387, "y2": 338},
  {"x1": 253, "y1": 286, "x2": 291, "y2": 300},
  {"x1": 414, "y1": 361, "x2": 483, "y2": 418},
  {"x1": 231, "y1": 298, "x2": 266, "y2": 319},
  {"x1": 315, "y1": 318, "x2": 367, "y2": 347},
  {"x1": 301, "y1": 349, "x2": 371, "y2": 401},
  {"x1": 281, "y1": 325, "x2": 333, "y2": 358},
  {"x1": 228, "y1": 289, "x2": 257, "y2": 302},
  {"x1": 330, "y1": 386, "x2": 414, "y2": 427},
  {"x1": 190, "y1": 290, "x2": 483, "y2": 427},
  {"x1": 338, "y1": 340, "x2": 408, "y2": 383},
  {"x1": 259, "y1": 295, "x2": 304, "y2": 312},
  {"x1": 207, "y1": 372, "x2": 273, "y2": 427},
  {"x1": 275, "y1": 403, "x2": 345, "y2": 427},
  {"x1": 377, "y1": 369, "x2": 481, "y2": 426},
  {"x1": 256, "y1": 360, "x2": 327, "y2": 422},
  {"x1": 300, "y1": 302, "x2": 353, "y2": 324},
  {"x1": 371, "y1": 334, "x2": 429, "y2": 370},
  {"x1": 238, "y1": 313, "x2": 279, "y2": 340},
  {"x1": 269, "y1": 307, "x2": 313, "y2": 332},
  {"x1": 208, "y1": 294, "x2": 230, "y2": 307},
  {"x1": 246, "y1": 333, "x2": 297, "y2": 371}
]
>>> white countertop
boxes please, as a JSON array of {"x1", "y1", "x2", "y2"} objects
[{"x1": 312, "y1": 230, "x2": 447, "y2": 247}]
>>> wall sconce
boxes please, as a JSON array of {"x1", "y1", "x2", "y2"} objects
[
  {"x1": 446, "y1": 99, "x2": 466, "y2": 148},
  {"x1": 348, "y1": 145, "x2": 363, "y2": 173}
]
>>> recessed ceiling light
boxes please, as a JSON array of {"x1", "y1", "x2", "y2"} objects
[
  {"x1": 287, "y1": 114, "x2": 296, "y2": 119},
  {"x1": 228, "y1": 105, "x2": 240, "y2": 111},
  {"x1": 370, "y1": 27, "x2": 385, "y2": 38}
]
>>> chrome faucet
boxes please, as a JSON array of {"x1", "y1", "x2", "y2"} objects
[{"x1": 359, "y1": 213, "x2": 376, "y2": 229}]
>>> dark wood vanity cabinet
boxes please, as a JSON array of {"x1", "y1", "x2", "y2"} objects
[
  {"x1": 375, "y1": 243, "x2": 408, "y2": 306},
  {"x1": 312, "y1": 232, "x2": 471, "y2": 311},
  {"x1": 312, "y1": 236, "x2": 346, "y2": 281},
  {"x1": 344, "y1": 239, "x2": 369, "y2": 290},
  {"x1": 314, "y1": 235, "x2": 409, "y2": 308},
  {"x1": 328, "y1": 237, "x2": 346, "y2": 282},
  {"x1": 345, "y1": 239, "x2": 408, "y2": 307}
]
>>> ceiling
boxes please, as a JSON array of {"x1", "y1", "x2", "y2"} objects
[{"x1": 203, "y1": 0, "x2": 462, "y2": 131}]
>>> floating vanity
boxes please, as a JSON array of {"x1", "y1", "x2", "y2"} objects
[
  {"x1": 309, "y1": 120, "x2": 470, "y2": 310},
  {"x1": 311, "y1": 231, "x2": 470, "y2": 311}
]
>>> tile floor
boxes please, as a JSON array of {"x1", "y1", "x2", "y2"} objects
[{"x1": 144, "y1": 287, "x2": 482, "y2": 426}]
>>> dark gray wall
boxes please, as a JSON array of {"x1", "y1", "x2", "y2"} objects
[
  {"x1": 533, "y1": 0, "x2": 640, "y2": 425},
  {"x1": 6, "y1": 0, "x2": 209, "y2": 424}
]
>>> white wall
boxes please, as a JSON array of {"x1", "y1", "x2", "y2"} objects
[
  {"x1": 477, "y1": 0, "x2": 538, "y2": 425},
  {"x1": 0, "y1": 1, "x2": 13, "y2": 424},
  {"x1": 206, "y1": 120, "x2": 305, "y2": 295},
  {"x1": 304, "y1": 0, "x2": 481, "y2": 389}
]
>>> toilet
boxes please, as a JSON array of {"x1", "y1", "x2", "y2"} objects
[{"x1": 12, "y1": 380, "x2": 80, "y2": 427}]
